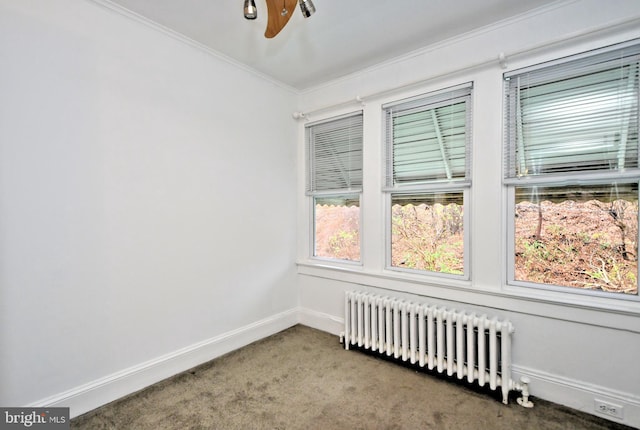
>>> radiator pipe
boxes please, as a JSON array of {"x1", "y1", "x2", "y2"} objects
[{"x1": 515, "y1": 377, "x2": 534, "y2": 408}]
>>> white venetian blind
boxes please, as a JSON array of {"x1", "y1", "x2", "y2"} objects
[
  {"x1": 306, "y1": 112, "x2": 363, "y2": 194},
  {"x1": 504, "y1": 41, "x2": 640, "y2": 179},
  {"x1": 384, "y1": 84, "x2": 473, "y2": 188}
]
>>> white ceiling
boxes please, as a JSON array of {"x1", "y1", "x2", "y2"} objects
[{"x1": 104, "y1": 0, "x2": 561, "y2": 91}]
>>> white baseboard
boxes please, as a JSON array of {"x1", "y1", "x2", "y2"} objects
[
  {"x1": 29, "y1": 308, "x2": 299, "y2": 419},
  {"x1": 512, "y1": 365, "x2": 640, "y2": 428},
  {"x1": 298, "y1": 307, "x2": 344, "y2": 336},
  {"x1": 26, "y1": 306, "x2": 640, "y2": 429}
]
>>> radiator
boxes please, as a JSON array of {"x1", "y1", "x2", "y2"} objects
[{"x1": 342, "y1": 291, "x2": 533, "y2": 407}]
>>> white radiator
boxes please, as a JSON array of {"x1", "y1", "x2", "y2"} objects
[{"x1": 342, "y1": 291, "x2": 533, "y2": 407}]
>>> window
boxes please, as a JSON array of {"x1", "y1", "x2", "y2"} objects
[
  {"x1": 306, "y1": 112, "x2": 363, "y2": 261},
  {"x1": 504, "y1": 41, "x2": 640, "y2": 297},
  {"x1": 383, "y1": 83, "x2": 473, "y2": 276}
]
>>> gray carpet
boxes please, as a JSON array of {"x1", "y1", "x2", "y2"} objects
[{"x1": 71, "y1": 325, "x2": 632, "y2": 429}]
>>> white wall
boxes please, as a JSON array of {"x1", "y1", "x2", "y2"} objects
[
  {"x1": 297, "y1": 1, "x2": 640, "y2": 427},
  {"x1": 2, "y1": 0, "x2": 640, "y2": 425},
  {"x1": 0, "y1": 0, "x2": 298, "y2": 416}
]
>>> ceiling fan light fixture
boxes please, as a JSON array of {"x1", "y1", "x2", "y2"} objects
[
  {"x1": 298, "y1": 0, "x2": 316, "y2": 18},
  {"x1": 244, "y1": 0, "x2": 257, "y2": 19}
]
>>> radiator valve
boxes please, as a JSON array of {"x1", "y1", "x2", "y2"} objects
[{"x1": 516, "y1": 376, "x2": 534, "y2": 408}]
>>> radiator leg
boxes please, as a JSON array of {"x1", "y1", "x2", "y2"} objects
[
  {"x1": 345, "y1": 293, "x2": 352, "y2": 350},
  {"x1": 516, "y1": 377, "x2": 534, "y2": 408}
]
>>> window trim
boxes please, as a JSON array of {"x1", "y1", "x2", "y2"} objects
[
  {"x1": 503, "y1": 40, "x2": 640, "y2": 300},
  {"x1": 383, "y1": 82, "x2": 473, "y2": 279},
  {"x1": 306, "y1": 111, "x2": 364, "y2": 264},
  {"x1": 297, "y1": 39, "x2": 640, "y2": 321}
]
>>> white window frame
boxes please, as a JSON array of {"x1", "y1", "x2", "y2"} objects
[
  {"x1": 503, "y1": 40, "x2": 640, "y2": 301},
  {"x1": 383, "y1": 83, "x2": 473, "y2": 279},
  {"x1": 306, "y1": 111, "x2": 364, "y2": 264}
]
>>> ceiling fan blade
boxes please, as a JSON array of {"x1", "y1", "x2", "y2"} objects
[{"x1": 264, "y1": 0, "x2": 298, "y2": 38}]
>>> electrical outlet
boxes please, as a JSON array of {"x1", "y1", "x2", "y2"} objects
[{"x1": 594, "y1": 399, "x2": 624, "y2": 419}]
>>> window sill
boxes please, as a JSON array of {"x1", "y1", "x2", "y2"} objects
[
  {"x1": 297, "y1": 259, "x2": 472, "y2": 291},
  {"x1": 296, "y1": 261, "x2": 640, "y2": 332}
]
